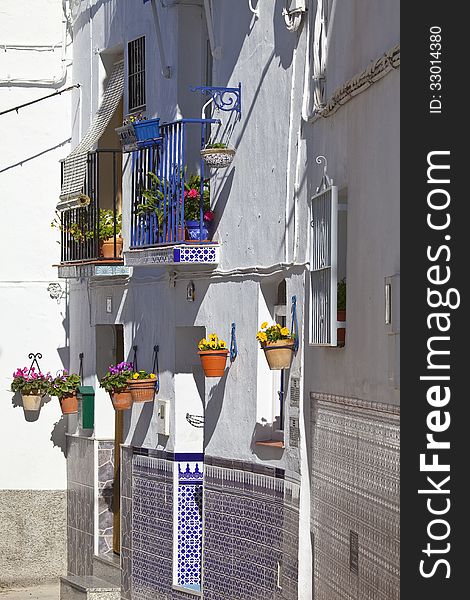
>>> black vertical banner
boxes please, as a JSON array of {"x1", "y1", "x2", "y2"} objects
[{"x1": 401, "y1": 3, "x2": 466, "y2": 596}]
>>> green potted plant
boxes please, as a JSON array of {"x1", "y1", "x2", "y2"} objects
[
  {"x1": 87, "y1": 209, "x2": 123, "y2": 259},
  {"x1": 49, "y1": 370, "x2": 81, "y2": 414},
  {"x1": 184, "y1": 174, "x2": 213, "y2": 241},
  {"x1": 337, "y1": 278, "x2": 346, "y2": 346},
  {"x1": 256, "y1": 322, "x2": 295, "y2": 370},
  {"x1": 200, "y1": 142, "x2": 236, "y2": 169},
  {"x1": 127, "y1": 370, "x2": 158, "y2": 403},
  {"x1": 11, "y1": 366, "x2": 52, "y2": 411},
  {"x1": 197, "y1": 333, "x2": 228, "y2": 377},
  {"x1": 137, "y1": 172, "x2": 167, "y2": 239},
  {"x1": 99, "y1": 361, "x2": 134, "y2": 410}
]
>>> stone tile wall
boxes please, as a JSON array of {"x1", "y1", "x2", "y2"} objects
[
  {"x1": 97, "y1": 440, "x2": 115, "y2": 555},
  {"x1": 311, "y1": 393, "x2": 400, "y2": 600}
]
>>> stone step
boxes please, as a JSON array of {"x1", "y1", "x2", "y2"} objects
[
  {"x1": 60, "y1": 574, "x2": 120, "y2": 600},
  {"x1": 93, "y1": 553, "x2": 121, "y2": 587}
]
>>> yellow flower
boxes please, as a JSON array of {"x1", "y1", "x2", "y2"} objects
[
  {"x1": 257, "y1": 332, "x2": 267, "y2": 343},
  {"x1": 198, "y1": 342, "x2": 205, "y2": 350},
  {"x1": 199, "y1": 338, "x2": 208, "y2": 346},
  {"x1": 280, "y1": 327, "x2": 290, "y2": 337},
  {"x1": 149, "y1": 373, "x2": 156, "y2": 379},
  {"x1": 208, "y1": 333, "x2": 218, "y2": 342},
  {"x1": 276, "y1": 323, "x2": 282, "y2": 329},
  {"x1": 219, "y1": 340, "x2": 226, "y2": 348},
  {"x1": 261, "y1": 321, "x2": 268, "y2": 329},
  {"x1": 210, "y1": 341, "x2": 217, "y2": 349},
  {"x1": 132, "y1": 373, "x2": 139, "y2": 380}
]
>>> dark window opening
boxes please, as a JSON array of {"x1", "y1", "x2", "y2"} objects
[{"x1": 128, "y1": 36, "x2": 146, "y2": 113}]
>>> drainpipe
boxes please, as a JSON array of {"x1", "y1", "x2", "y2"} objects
[{"x1": 149, "y1": 0, "x2": 172, "y2": 78}]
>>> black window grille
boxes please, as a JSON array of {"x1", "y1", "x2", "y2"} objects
[{"x1": 128, "y1": 36, "x2": 146, "y2": 112}]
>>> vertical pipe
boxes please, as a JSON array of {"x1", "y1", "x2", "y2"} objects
[
  {"x1": 113, "y1": 151, "x2": 117, "y2": 258},
  {"x1": 96, "y1": 152, "x2": 100, "y2": 260}
]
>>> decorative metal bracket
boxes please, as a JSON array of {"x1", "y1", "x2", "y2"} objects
[
  {"x1": 186, "y1": 413, "x2": 204, "y2": 428},
  {"x1": 190, "y1": 83, "x2": 242, "y2": 119},
  {"x1": 132, "y1": 345, "x2": 138, "y2": 372},
  {"x1": 47, "y1": 282, "x2": 66, "y2": 303},
  {"x1": 315, "y1": 155, "x2": 333, "y2": 192},
  {"x1": 27, "y1": 353, "x2": 43, "y2": 377},
  {"x1": 152, "y1": 345, "x2": 160, "y2": 394},
  {"x1": 79, "y1": 352, "x2": 84, "y2": 384},
  {"x1": 230, "y1": 322, "x2": 238, "y2": 362}
]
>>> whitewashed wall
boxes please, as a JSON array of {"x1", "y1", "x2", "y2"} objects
[{"x1": 0, "y1": 0, "x2": 72, "y2": 491}]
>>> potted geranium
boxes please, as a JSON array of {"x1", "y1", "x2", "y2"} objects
[
  {"x1": 200, "y1": 142, "x2": 236, "y2": 169},
  {"x1": 49, "y1": 370, "x2": 81, "y2": 414},
  {"x1": 198, "y1": 333, "x2": 228, "y2": 377},
  {"x1": 11, "y1": 367, "x2": 52, "y2": 411},
  {"x1": 337, "y1": 278, "x2": 346, "y2": 346},
  {"x1": 184, "y1": 174, "x2": 214, "y2": 241},
  {"x1": 256, "y1": 322, "x2": 295, "y2": 370},
  {"x1": 99, "y1": 362, "x2": 134, "y2": 410},
  {"x1": 127, "y1": 370, "x2": 158, "y2": 403}
]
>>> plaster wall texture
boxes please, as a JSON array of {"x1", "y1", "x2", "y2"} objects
[
  {"x1": 0, "y1": 0, "x2": 71, "y2": 492},
  {"x1": 0, "y1": 490, "x2": 66, "y2": 587}
]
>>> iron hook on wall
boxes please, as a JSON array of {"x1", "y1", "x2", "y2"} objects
[
  {"x1": 230, "y1": 322, "x2": 238, "y2": 362},
  {"x1": 152, "y1": 345, "x2": 160, "y2": 394},
  {"x1": 27, "y1": 352, "x2": 43, "y2": 376}
]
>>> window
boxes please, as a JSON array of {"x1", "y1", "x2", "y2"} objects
[
  {"x1": 128, "y1": 36, "x2": 146, "y2": 112},
  {"x1": 309, "y1": 184, "x2": 347, "y2": 346}
]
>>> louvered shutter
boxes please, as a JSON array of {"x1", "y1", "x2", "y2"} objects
[{"x1": 309, "y1": 185, "x2": 338, "y2": 345}]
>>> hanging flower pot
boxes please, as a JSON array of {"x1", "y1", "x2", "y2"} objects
[
  {"x1": 11, "y1": 365, "x2": 52, "y2": 414},
  {"x1": 198, "y1": 334, "x2": 228, "y2": 377},
  {"x1": 109, "y1": 389, "x2": 133, "y2": 410},
  {"x1": 49, "y1": 371, "x2": 81, "y2": 414},
  {"x1": 59, "y1": 392, "x2": 78, "y2": 414},
  {"x1": 127, "y1": 371, "x2": 158, "y2": 403},
  {"x1": 200, "y1": 145, "x2": 236, "y2": 169},
  {"x1": 21, "y1": 393, "x2": 43, "y2": 411},
  {"x1": 257, "y1": 322, "x2": 295, "y2": 371},
  {"x1": 133, "y1": 118, "x2": 160, "y2": 148}
]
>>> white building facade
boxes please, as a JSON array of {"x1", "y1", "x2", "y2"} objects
[
  {"x1": 53, "y1": 1, "x2": 399, "y2": 599},
  {"x1": 0, "y1": 0, "x2": 74, "y2": 586}
]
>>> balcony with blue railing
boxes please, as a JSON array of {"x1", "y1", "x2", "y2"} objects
[{"x1": 124, "y1": 118, "x2": 222, "y2": 268}]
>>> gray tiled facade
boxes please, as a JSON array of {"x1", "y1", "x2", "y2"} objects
[
  {"x1": 66, "y1": 436, "x2": 95, "y2": 577},
  {"x1": 126, "y1": 449, "x2": 300, "y2": 600},
  {"x1": 98, "y1": 440, "x2": 115, "y2": 555},
  {"x1": 311, "y1": 393, "x2": 400, "y2": 600},
  {"x1": 120, "y1": 445, "x2": 133, "y2": 600}
]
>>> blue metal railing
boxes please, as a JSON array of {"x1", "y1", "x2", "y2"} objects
[{"x1": 130, "y1": 118, "x2": 219, "y2": 248}]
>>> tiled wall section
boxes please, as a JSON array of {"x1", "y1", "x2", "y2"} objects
[
  {"x1": 121, "y1": 445, "x2": 133, "y2": 600},
  {"x1": 204, "y1": 458, "x2": 300, "y2": 600},
  {"x1": 98, "y1": 440, "x2": 115, "y2": 555},
  {"x1": 66, "y1": 435, "x2": 94, "y2": 577},
  {"x1": 311, "y1": 393, "x2": 400, "y2": 600}
]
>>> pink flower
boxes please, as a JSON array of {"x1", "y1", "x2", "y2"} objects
[
  {"x1": 204, "y1": 210, "x2": 214, "y2": 222},
  {"x1": 187, "y1": 188, "x2": 199, "y2": 199}
]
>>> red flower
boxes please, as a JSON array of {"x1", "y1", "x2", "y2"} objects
[
  {"x1": 204, "y1": 210, "x2": 214, "y2": 222},
  {"x1": 187, "y1": 188, "x2": 199, "y2": 199}
]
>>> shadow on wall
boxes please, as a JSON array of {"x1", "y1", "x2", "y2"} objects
[
  {"x1": 204, "y1": 369, "x2": 229, "y2": 448},
  {"x1": 50, "y1": 416, "x2": 68, "y2": 456}
]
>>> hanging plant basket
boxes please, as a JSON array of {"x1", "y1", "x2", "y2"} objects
[
  {"x1": 261, "y1": 339, "x2": 294, "y2": 370},
  {"x1": 59, "y1": 392, "x2": 78, "y2": 415},
  {"x1": 21, "y1": 393, "x2": 43, "y2": 411},
  {"x1": 109, "y1": 389, "x2": 133, "y2": 410},
  {"x1": 127, "y1": 379, "x2": 156, "y2": 403},
  {"x1": 198, "y1": 349, "x2": 229, "y2": 377},
  {"x1": 200, "y1": 147, "x2": 236, "y2": 169},
  {"x1": 115, "y1": 123, "x2": 137, "y2": 152}
]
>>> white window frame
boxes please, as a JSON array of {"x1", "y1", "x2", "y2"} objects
[{"x1": 308, "y1": 184, "x2": 338, "y2": 346}]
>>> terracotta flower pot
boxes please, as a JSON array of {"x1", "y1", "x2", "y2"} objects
[
  {"x1": 337, "y1": 309, "x2": 346, "y2": 347},
  {"x1": 261, "y1": 339, "x2": 294, "y2": 370},
  {"x1": 198, "y1": 349, "x2": 229, "y2": 377},
  {"x1": 110, "y1": 389, "x2": 133, "y2": 410},
  {"x1": 59, "y1": 392, "x2": 78, "y2": 414},
  {"x1": 22, "y1": 393, "x2": 42, "y2": 411},
  {"x1": 127, "y1": 379, "x2": 156, "y2": 403},
  {"x1": 100, "y1": 237, "x2": 123, "y2": 259}
]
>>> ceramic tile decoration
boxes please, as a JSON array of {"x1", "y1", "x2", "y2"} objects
[
  {"x1": 177, "y1": 461, "x2": 203, "y2": 591},
  {"x1": 310, "y1": 393, "x2": 400, "y2": 600},
  {"x1": 97, "y1": 441, "x2": 115, "y2": 555},
  {"x1": 174, "y1": 246, "x2": 218, "y2": 264}
]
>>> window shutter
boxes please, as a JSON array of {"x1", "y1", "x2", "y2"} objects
[{"x1": 309, "y1": 185, "x2": 338, "y2": 345}]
